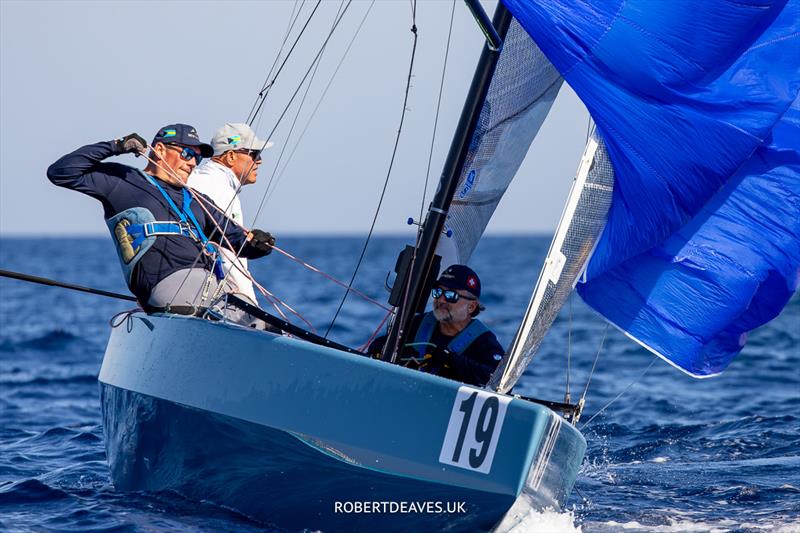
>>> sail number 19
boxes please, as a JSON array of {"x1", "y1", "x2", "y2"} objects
[{"x1": 439, "y1": 387, "x2": 511, "y2": 473}]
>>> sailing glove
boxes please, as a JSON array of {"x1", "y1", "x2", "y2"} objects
[
  {"x1": 114, "y1": 133, "x2": 147, "y2": 156},
  {"x1": 248, "y1": 229, "x2": 276, "y2": 254}
]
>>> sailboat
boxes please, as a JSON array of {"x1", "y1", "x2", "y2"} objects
[{"x1": 64, "y1": 0, "x2": 800, "y2": 532}]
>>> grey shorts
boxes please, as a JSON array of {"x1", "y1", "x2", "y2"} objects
[{"x1": 147, "y1": 268, "x2": 221, "y2": 310}]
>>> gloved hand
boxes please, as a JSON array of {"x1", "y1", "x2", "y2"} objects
[
  {"x1": 114, "y1": 133, "x2": 147, "y2": 156},
  {"x1": 248, "y1": 229, "x2": 276, "y2": 254}
]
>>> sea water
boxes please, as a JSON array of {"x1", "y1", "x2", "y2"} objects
[{"x1": 1, "y1": 236, "x2": 798, "y2": 532}]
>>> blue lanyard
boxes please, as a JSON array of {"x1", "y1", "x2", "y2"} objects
[
  {"x1": 141, "y1": 172, "x2": 211, "y2": 246},
  {"x1": 140, "y1": 173, "x2": 225, "y2": 281}
]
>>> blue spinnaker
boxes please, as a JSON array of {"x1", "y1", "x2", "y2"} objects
[
  {"x1": 579, "y1": 98, "x2": 800, "y2": 376},
  {"x1": 503, "y1": 0, "x2": 800, "y2": 376}
]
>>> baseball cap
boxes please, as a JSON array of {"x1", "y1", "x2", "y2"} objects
[
  {"x1": 211, "y1": 123, "x2": 273, "y2": 156},
  {"x1": 152, "y1": 124, "x2": 213, "y2": 157},
  {"x1": 437, "y1": 264, "x2": 481, "y2": 298}
]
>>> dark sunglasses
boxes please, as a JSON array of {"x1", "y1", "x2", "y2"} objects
[
  {"x1": 235, "y1": 149, "x2": 262, "y2": 162},
  {"x1": 165, "y1": 144, "x2": 203, "y2": 164},
  {"x1": 431, "y1": 287, "x2": 476, "y2": 303}
]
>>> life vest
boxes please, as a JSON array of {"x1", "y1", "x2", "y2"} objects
[
  {"x1": 105, "y1": 170, "x2": 224, "y2": 286},
  {"x1": 409, "y1": 312, "x2": 489, "y2": 359}
]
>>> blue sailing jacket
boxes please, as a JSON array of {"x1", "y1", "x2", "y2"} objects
[{"x1": 47, "y1": 140, "x2": 270, "y2": 304}]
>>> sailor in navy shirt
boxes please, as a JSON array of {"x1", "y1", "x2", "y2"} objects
[
  {"x1": 369, "y1": 265, "x2": 504, "y2": 386},
  {"x1": 47, "y1": 123, "x2": 275, "y2": 313}
]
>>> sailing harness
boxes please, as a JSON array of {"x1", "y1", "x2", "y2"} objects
[
  {"x1": 404, "y1": 312, "x2": 489, "y2": 367},
  {"x1": 106, "y1": 170, "x2": 224, "y2": 286}
]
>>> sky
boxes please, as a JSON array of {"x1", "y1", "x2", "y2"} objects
[{"x1": 0, "y1": 0, "x2": 589, "y2": 236}]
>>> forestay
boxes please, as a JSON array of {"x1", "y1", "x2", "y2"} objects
[
  {"x1": 502, "y1": 0, "x2": 800, "y2": 378},
  {"x1": 490, "y1": 133, "x2": 615, "y2": 393},
  {"x1": 435, "y1": 19, "x2": 562, "y2": 268}
]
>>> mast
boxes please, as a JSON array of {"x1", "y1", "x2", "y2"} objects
[{"x1": 382, "y1": 1, "x2": 512, "y2": 362}]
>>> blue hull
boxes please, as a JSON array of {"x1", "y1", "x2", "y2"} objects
[
  {"x1": 101, "y1": 384, "x2": 512, "y2": 531},
  {"x1": 98, "y1": 314, "x2": 585, "y2": 531}
]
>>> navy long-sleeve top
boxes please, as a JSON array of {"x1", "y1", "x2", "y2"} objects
[{"x1": 47, "y1": 140, "x2": 269, "y2": 303}]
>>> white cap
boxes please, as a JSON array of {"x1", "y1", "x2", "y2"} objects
[{"x1": 210, "y1": 123, "x2": 273, "y2": 156}]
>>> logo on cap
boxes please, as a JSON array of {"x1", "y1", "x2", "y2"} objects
[
  {"x1": 467, "y1": 276, "x2": 477, "y2": 288},
  {"x1": 227, "y1": 135, "x2": 242, "y2": 146},
  {"x1": 162, "y1": 129, "x2": 177, "y2": 137}
]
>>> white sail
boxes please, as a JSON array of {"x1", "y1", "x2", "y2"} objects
[
  {"x1": 436, "y1": 19, "x2": 563, "y2": 269},
  {"x1": 489, "y1": 132, "x2": 615, "y2": 394}
]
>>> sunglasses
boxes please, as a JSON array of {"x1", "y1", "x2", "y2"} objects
[
  {"x1": 431, "y1": 287, "x2": 476, "y2": 303},
  {"x1": 235, "y1": 149, "x2": 262, "y2": 162},
  {"x1": 165, "y1": 144, "x2": 203, "y2": 164}
]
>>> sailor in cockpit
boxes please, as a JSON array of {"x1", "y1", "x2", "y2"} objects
[{"x1": 368, "y1": 265, "x2": 504, "y2": 386}]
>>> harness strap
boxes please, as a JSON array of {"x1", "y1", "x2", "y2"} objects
[
  {"x1": 412, "y1": 312, "x2": 439, "y2": 352},
  {"x1": 138, "y1": 171, "x2": 225, "y2": 279},
  {"x1": 410, "y1": 311, "x2": 488, "y2": 356},
  {"x1": 126, "y1": 221, "x2": 196, "y2": 249},
  {"x1": 447, "y1": 319, "x2": 489, "y2": 354}
]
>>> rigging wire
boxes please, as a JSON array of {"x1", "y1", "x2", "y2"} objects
[
  {"x1": 247, "y1": 0, "x2": 354, "y2": 229},
  {"x1": 323, "y1": 0, "x2": 419, "y2": 338},
  {"x1": 193, "y1": 0, "x2": 339, "y2": 302},
  {"x1": 270, "y1": 245, "x2": 392, "y2": 312},
  {"x1": 418, "y1": 0, "x2": 456, "y2": 233},
  {"x1": 135, "y1": 150, "x2": 315, "y2": 328},
  {"x1": 248, "y1": 0, "x2": 324, "y2": 127},
  {"x1": 259, "y1": 1, "x2": 347, "y2": 205},
  {"x1": 264, "y1": 0, "x2": 376, "y2": 206},
  {"x1": 182, "y1": 0, "x2": 355, "y2": 310},
  {"x1": 579, "y1": 323, "x2": 608, "y2": 403},
  {"x1": 245, "y1": 0, "x2": 306, "y2": 125},
  {"x1": 579, "y1": 356, "x2": 657, "y2": 430},
  {"x1": 358, "y1": 309, "x2": 393, "y2": 352},
  {"x1": 566, "y1": 293, "x2": 572, "y2": 402},
  {"x1": 388, "y1": 0, "x2": 456, "y2": 358}
]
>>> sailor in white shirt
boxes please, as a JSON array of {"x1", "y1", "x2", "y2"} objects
[{"x1": 188, "y1": 123, "x2": 272, "y2": 305}]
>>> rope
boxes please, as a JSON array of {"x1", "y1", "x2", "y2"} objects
[
  {"x1": 579, "y1": 356, "x2": 657, "y2": 430},
  {"x1": 258, "y1": 1, "x2": 346, "y2": 207},
  {"x1": 247, "y1": 0, "x2": 354, "y2": 229},
  {"x1": 264, "y1": 0, "x2": 375, "y2": 206},
  {"x1": 385, "y1": 0, "x2": 452, "y2": 360},
  {"x1": 579, "y1": 323, "x2": 608, "y2": 403},
  {"x1": 357, "y1": 309, "x2": 393, "y2": 352},
  {"x1": 134, "y1": 150, "x2": 311, "y2": 328},
  {"x1": 207, "y1": 2, "x2": 351, "y2": 301},
  {"x1": 205, "y1": 4, "x2": 350, "y2": 285},
  {"x1": 245, "y1": 0, "x2": 306, "y2": 125},
  {"x1": 201, "y1": 2, "x2": 362, "y2": 297},
  {"x1": 248, "y1": 0, "x2": 323, "y2": 126},
  {"x1": 270, "y1": 244, "x2": 391, "y2": 312},
  {"x1": 324, "y1": 0, "x2": 419, "y2": 338},
  {"x1": 109, "y1": 309, "x2": 153, "y2": 332},
  {"x1": 137, "y1": 147, "x2": 389, "y2": 324}
]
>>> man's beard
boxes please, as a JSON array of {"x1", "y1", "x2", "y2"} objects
[{"x1": 433, "y1": 304, "x2": 469, "y2": 324}]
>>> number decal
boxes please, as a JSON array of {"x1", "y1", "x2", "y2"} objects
[
  {"x1": 470, "y1": 396, "x2": 499, "y2": 468},
  {"x1": 452, "y1": 391, "x2": 477, "y2": 462},
  {"x1": 439, "y1": 387, "x2": 511, "y2": 473}
]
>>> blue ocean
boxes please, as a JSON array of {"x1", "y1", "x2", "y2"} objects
[{"x1": 1, "y1": 236, "x2": 797, "y2": 532}]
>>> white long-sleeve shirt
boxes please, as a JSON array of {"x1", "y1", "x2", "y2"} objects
[{"x1": 188, "y1": 159, "x2": 258, "y2": 303}]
